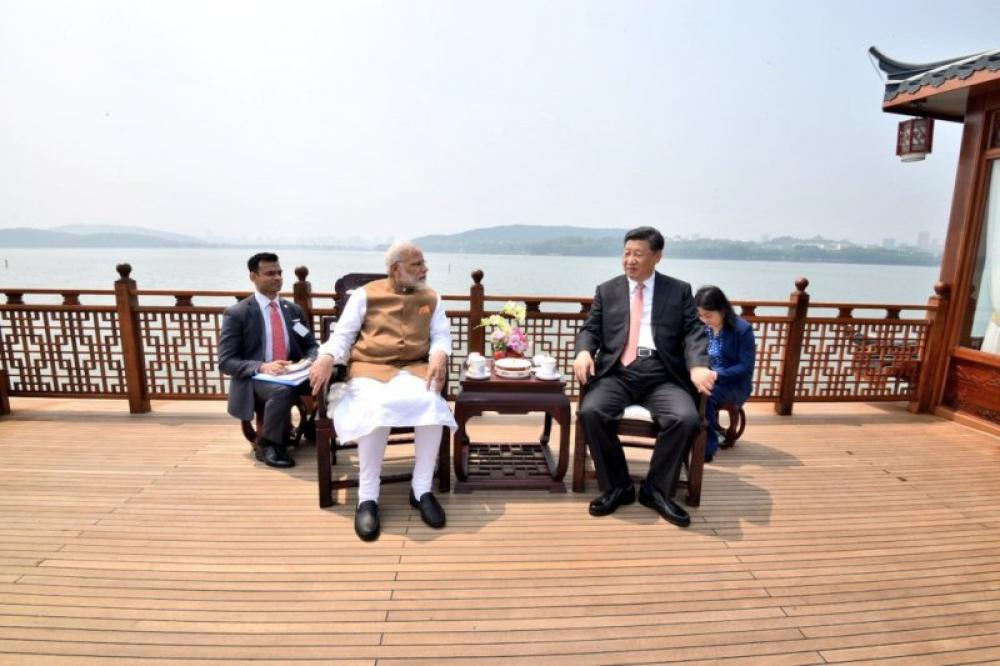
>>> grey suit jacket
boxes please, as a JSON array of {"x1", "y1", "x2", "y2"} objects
[
  {"x1": 218, "y1": 295, "x2": 319, "y2": 420},
  {"x1": 575, "y1": 272, "x2": 708, "y2": 390}
]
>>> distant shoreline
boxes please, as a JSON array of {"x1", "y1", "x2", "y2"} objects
[
  {"x1": 0, "y1": 244, "x2": 942, "y2": 268},
  {"x1": 0, "y1": 222, "x2": 942, "y2": 267}
]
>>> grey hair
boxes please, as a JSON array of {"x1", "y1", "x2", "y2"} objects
[{"x1": 384, "y1": 240, "x2": 420, "y2": 272}]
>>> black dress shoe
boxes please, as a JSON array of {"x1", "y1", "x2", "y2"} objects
[
  {"x1": 253, "y1": 443, "x2": 294, "y2": 468},
  {"x1": 588, "y1": 485, "x2": 636, "y2": 517},
  {"x1": 704, "y1": 453, "x2": 714, "y2": 463},
  {"x1": 273, "y1": 444, "x2": 296, "y2": 466},
  {"x1": 355, "y1": 500, "x2": 380, "y2": 541},
  {"x1": 639, "y1": 486, "x2": 691, "y2": 527},
  {"x1": 409, "y1": 490, "x2": 446, "y2": 528}
]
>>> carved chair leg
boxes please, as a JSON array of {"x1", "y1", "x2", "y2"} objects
[
  {"x1": 572, "y1": 418, "x2": 587, "y2": 493},
  {"x1": 316, "y1": 419, "x2": 335, "y2": 508}
]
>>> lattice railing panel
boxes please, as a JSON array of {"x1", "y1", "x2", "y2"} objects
[
  {"x1": 139, "y1": 309, "x2": 229, "y2": 398},
  {"x1": 446, "y1": 310, "x2": 470, "y2": 399},
  {"x1": 795, "y1": 318, "x2": 930, "y2": 400},
  {"x1": 522, "y1": 314, "x2": 587, "y2": 397},
  {"x1": 745, "y1": 317, "x2": 789, "y2": 400},
  {"x1": 0, "y1": 307, "x2": 126, "y2": 395}
]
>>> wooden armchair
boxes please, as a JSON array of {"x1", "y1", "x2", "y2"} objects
[
  {"x1": 572, "y1": 391, "x2": 708, "y2": 507},
  {"x1": 314, "y1": 272, "x2": 450, "y2": 507}
]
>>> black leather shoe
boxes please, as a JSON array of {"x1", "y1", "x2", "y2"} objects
[
  {"x1": 639, "y1": 486, "x2": 691, "y2": 527},
  {"x1": 588, "y1": 485, "x2": 636, "y2": 517},
  {"x1": 409, "y1": 490, "x2": 446, "y2": 528},
  {"x1": 253, "y1": 442, "x2": 294, "y2": 468},
  {"x1": 704, "y1": 453, "x2": 714, "y2": 463},
  {"x1": 355, "y1": 500, "x2": 380, "y2": 541},
  {"x1": 272, "y1": 443, "x2": 296, "y2": 466}
]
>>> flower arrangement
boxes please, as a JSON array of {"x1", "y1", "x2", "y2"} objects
[{"x1": 480, "y1": 301, "x2": 529, "y2": 358}]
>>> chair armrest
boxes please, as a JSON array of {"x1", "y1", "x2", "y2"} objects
[{"x1": 315, "y1": 364, "x2": 348, "y2": 418}]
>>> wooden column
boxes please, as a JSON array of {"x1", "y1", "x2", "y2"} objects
[
  {"x1": 0, "y1": 369, "x2": 10, "y2": 416},
  {"x1": 293, "y1": 265, "x2": 313, "y2": 328},
  {"x1": 775, "y1": 277, "x2": 809, "y2": 416},
  {"x1": 114, "y1": 264, "x2": 151, "y2": 414},
  {"x1": 469, "y1": 270, "x2": 485, "y2": 355},
  {"x1": 910, "y1": 281, "x2": 953, "y2": 414}
]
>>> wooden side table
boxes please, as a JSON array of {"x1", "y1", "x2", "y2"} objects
[{"x1": 453, "y1": 372, "x2": 570, "y2": 493}]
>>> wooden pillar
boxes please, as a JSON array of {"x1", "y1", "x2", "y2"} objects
[
  {"x1": 469, "y1": 270, "x2": 485, "y2": 355},
  {"x1": 775, "y1": 277, "x2": 809, "y2": 416},
  {"x1": 0, "y1": 369, "x2": 10, "y2": 416},
  {"x1": 293, "y1": 265, "x2": 313, "y2": 328},
  {"x1": 910, "y1": 281, "x2": 952, "y2": 414},
  {"x1": 114, "y1": 263, "x2": 151, "y2": 414}
]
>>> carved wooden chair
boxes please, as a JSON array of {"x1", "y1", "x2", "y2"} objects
[
  {"x1": 572, "y1": 390, "x2": 708, "y2": 507},
  {"x1": 718, "y1": 402, "x2": 746, "y2": 449},
  {"x1": 315, "y1": 272, "x2": 450, "y2": 507}
]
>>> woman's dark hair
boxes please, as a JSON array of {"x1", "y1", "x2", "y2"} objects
[{"x1": 695, "y1": 285, "x2": 738, "y2": 329}]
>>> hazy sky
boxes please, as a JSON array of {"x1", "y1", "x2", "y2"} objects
[{"x1": 2, "y1": 1, "x2": 998, "y2": 245}]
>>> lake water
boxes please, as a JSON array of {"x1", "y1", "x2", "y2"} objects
[{"x1": 0, "y1": 247, "x2": 942, "y2": 305}]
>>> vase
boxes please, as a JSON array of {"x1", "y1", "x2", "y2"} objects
[{"x1": 492, "y1": 349, "x2": 523, "y2": 360}]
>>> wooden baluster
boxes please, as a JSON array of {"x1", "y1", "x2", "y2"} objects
[
  {"x1": 114, "y1": 264, "x2": 151, "y2": 414},
  {"x1": 775, "y1": 277, "x2": 809, "y2": 416},
  {"x1": 469, "y1": 270, "x2": 485, "y2": 355},
  {"x1": 62, "y1": 293, "x2": 81, "y2": 306},
  {"x1": 910, "y1": 282, "x2": 951, "y2": 414},
  {"x1": 5, "y1": 292, "x2": 24, "y2": 305},
  {"x1": 293, "y1": 265, "x2": 313, "y2": 329},
  {"x1": 174, "y1": 294, "x2": 194, "y2": 307}
]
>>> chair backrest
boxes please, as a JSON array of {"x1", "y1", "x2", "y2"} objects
[{"x1": 333, "y1": 273, "x2": 387, "y2": 313}]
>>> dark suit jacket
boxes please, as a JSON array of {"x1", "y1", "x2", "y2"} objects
[
  {"x1": 218, "y1": 295, "x2": 319, "y2": 421},
  {"x1": 576, "y1": 272, "x2": 709, "y2": 390},
  {"x1": 712, "y1": 317, "x2": 756, "y2": 398}
]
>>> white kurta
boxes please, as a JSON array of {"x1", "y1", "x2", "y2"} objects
[{"x1": 319, "y1": 287, "x2": 457, "y2": 443}]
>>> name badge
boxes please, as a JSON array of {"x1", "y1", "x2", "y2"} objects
[{"x1": 293, "y1": 322, "x2": 310, "y2": 337}]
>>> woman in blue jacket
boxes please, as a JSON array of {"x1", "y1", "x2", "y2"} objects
[{"x1": 694, "y1": 285, "x2": 755, "y2": 462}]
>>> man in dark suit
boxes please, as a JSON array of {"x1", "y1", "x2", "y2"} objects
[
  {"x1": 218, "y1": 252, "x2": 318, "y2": 468},
  {"x1": 574, "y1": 227, "x2": 713, "y2": 527}
]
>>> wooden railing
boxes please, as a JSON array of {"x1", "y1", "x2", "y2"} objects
[{"x1": 0, "y1": 265, "x2": 950, "y2": 415}]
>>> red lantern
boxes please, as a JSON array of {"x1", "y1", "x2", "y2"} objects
[{"x1": 896, "y1": 117, "x2": 934, "y2": 162}]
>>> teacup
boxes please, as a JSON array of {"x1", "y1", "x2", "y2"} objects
[
  {"x1": 468, "y1": 353, "x2": 486, "y2": 376},
  {"x1": 539, "y1": 357, "x2": 558, "y2": 377},
  {"x1": 532, "y1": 353, "x2": 547, "y2": 367}
]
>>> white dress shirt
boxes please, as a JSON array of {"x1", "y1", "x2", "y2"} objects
[
  {"x1": 253, "y1": 291, "x2": 290, "y2": 362},
  {"x1": 626, "y1": 274, "x2": 656, "y2": 351}
]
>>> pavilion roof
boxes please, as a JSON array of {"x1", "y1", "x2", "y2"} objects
[{"x1": 870, "y1": 46, "x2": 1000, "y2": 120}]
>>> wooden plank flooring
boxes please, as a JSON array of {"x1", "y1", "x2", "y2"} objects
[{"x1": 0, "y1": 397, "x2": 998, "y2": 664}]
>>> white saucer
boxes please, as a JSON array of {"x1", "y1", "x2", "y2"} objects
[
  {"x1": 533, "y1": 370, "x2": 561, "y2": 381},
  {"x1": 465, "y1": 369, "x2": 490, "y2": 380}
]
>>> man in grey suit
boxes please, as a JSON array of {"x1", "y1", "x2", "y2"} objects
[
  {"x1": 573, "y1": 227, "x2": 713, "y2": 527},
  {"x1": 219, "y1": 252, "x2": 318, "y2": 468}
]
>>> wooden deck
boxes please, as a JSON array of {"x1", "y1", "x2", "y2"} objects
[{"x1": 1, "y1": 398, "x2": 999, "y2": 665}]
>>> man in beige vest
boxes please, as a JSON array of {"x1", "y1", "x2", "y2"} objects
[{"x1": 309, "y1": 241, "x2": 456, "y2": 541}]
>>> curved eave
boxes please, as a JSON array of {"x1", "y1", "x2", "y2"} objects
[
  {"x1": 882, "y1": 67, "x2": 1000, "y2": 121},
  {"x1": 871, "y1": 46, "x2": 1000, "y2": 121}
]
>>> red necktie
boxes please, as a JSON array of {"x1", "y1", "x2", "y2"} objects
[
  {"x1": 621, "y1": 283, "x2": 643, "y2": 366},
  {"x1": 270, "y1": 301, "x2": 287, "y2": 361}
]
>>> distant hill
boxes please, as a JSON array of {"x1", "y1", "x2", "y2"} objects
[
  {"x1": 0, "y1": 227, "x2": 211, "y2": 248},
  {"x1": 51, "y1": 224, "x2": 205, "y2": 245},
  {"x1": 412, "y1": 225, "x2": 940, "y2": 266},
  {"x1": 413, "y1": 225, "x2": 626, "y2": 254}
]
